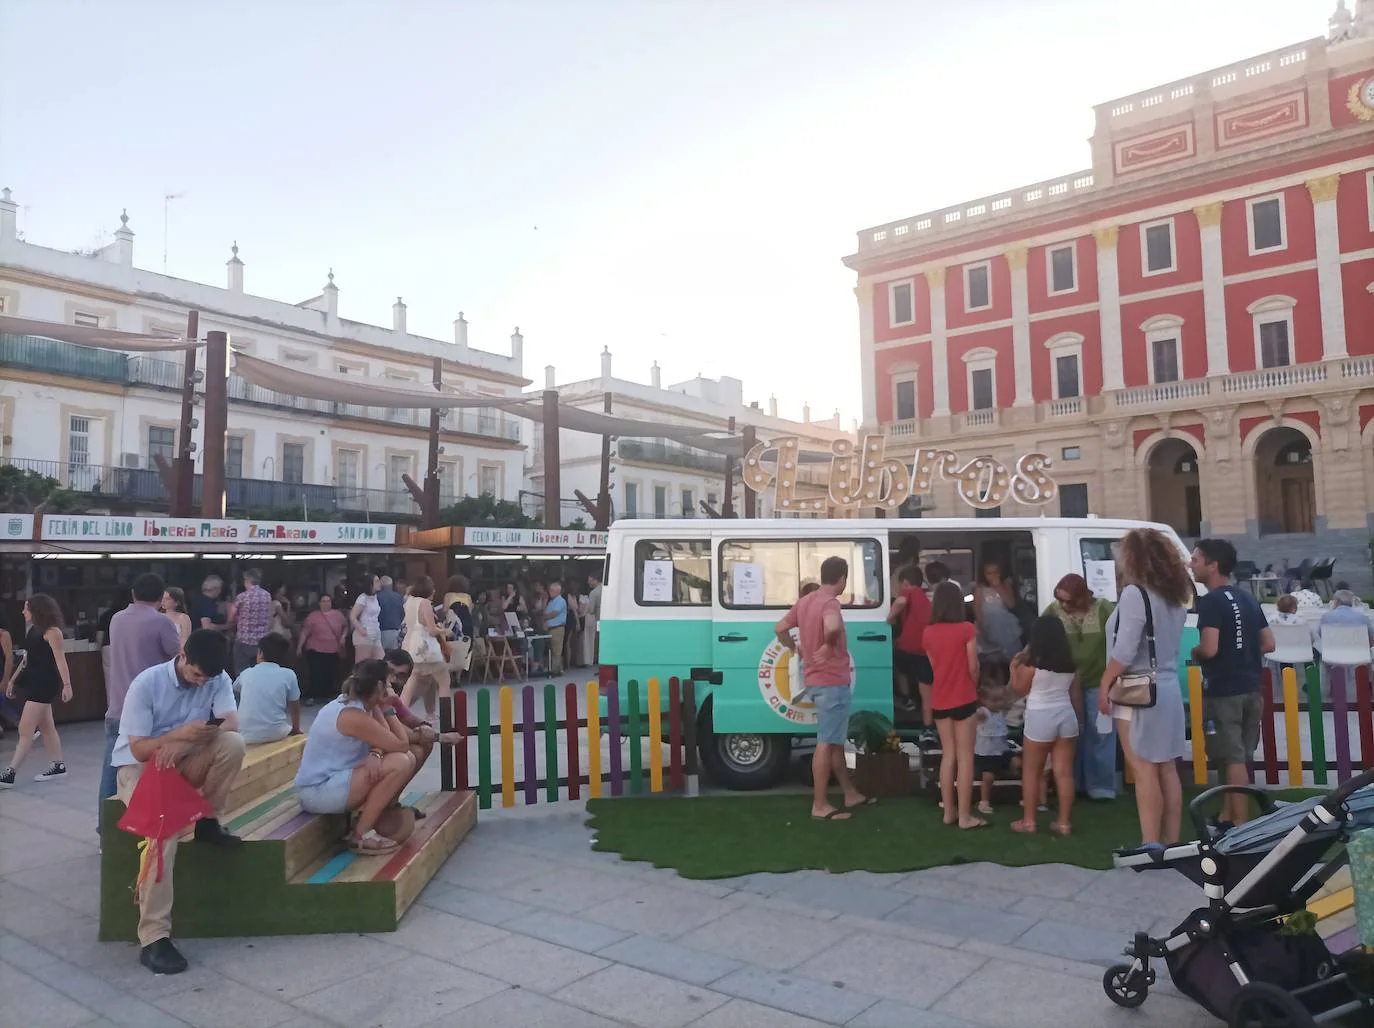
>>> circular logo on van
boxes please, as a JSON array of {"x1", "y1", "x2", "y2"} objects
[{"x1": 759, "y1": 634, "x2": 818, "y2": 725}]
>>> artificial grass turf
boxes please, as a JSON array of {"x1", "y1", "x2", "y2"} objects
[{"x1": 586, "y1": 789, "x2": 1318, "y2": 879}]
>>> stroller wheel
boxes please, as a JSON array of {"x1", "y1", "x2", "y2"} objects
[
  {"x1": 1102, "y1": 964, "x2": 1149, "y2": 1008},
  {"x1": 1227, "y1": 982, "x2": 1316, "y2": 1028}
]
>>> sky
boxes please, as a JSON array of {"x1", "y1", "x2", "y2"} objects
[{"x1": 0, "y1": 0, "x2": 1331, "y2": 423}]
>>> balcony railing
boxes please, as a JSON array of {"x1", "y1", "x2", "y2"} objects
[
  {"x1": 1, "y1": 456, "x2": 414, "y2": 517},
  {"x1": 965, "y1": 409, "x2": 999, "y2": 429},
  {"x1": 617, "y1": 438, "x2": 725, "y2": 473},
  {"x1": 4, "y1": 336, "x2": 523, "y2": 443}
]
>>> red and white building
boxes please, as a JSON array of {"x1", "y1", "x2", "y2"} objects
[{"x1": 846, "y1": 5, "x2": 1374, "y2": 581}]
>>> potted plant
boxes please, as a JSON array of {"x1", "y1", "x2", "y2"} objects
[{"x1": 847, "y1": 710, "x2": 913, "y2": 797}]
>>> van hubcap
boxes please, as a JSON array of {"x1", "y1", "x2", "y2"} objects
[{"x1": 720, "y1": 733, "x2": 767, "y2": 770}]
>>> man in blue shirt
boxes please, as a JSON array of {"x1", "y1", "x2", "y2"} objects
[
  {"x1": 1190, "y1": 539, "x2": 1274, "y2": 826},
  {"x1": 114, "y1": 629, "x2": 246, "y2": 976},
  {"x1": 544, "y1": 581, "x2": 568, "y2": 676},
  {"x1": 233, "y1": 633, "x2": 301, "y2": 744},
  {"x1": 376, "y1": 576, "x2": 405, "y2": 651}
]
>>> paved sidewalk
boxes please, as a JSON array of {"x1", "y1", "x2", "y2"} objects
[{"x1": 1, "y1": 719, "x2": 1218, "y2": 1028}]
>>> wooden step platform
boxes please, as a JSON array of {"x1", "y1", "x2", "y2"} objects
[
  {"x1": 1308, "y1": 865, "x2": 1360, "y2": 953},
  {"x1": 99, "y1": 734, "x2": 476, "y2": 941}
]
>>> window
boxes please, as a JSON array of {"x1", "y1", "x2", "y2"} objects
[
  {"x1": 634, "y1": 540, "x2": 710, "y2": 606},
  {"x1": 0, "y1": 297, "x2": 7, "y2": 313},
  {"x1": 334, "y1": 448, "x2": 358, "y2": 491},
  {"x1": 1259, "y1": 320, "x2": 1291, "y2": 368},
  {"x1": 282, "y1": 349, "x2": 313, "y2": 365},
  {"x1": 706, "y1": 490, "x2": 718, "y2": 509},
  {"x1": 68, "y1": 416, "x2": 91, "y2": 468},
  {"x1": 226, "y1": 435, "x2": 244, "y2": 479},
  {"x1": 1141, "y1": 314, "x2": 1184, "y2": 384},
  {"x1": 282, "y1": 443, "x2": 305, "y2": 484},
  {"x1": 388, "y1": 454, "x2": 410, "y2": 493},
  {"x1": 1248, "y1": 196, "x2": 1285, "y2": 253},
  {"x1": 1152, "y1": 337, "x2": 1180, "y2": 382},
  {"x1": 1060, "y1": 483, "x2": 1090, "y2": 518},
  {"x1": 719, "y1": 538, "x2": 883, "y2": 609},
  {"x1": 73, "y1": 311, "x2": 101, "y2": 328},
  {"x1": 1142, "y1": 220, "x2": 1175, "y2": 274},
  {"x1": 970, "y1": 368, "x2": 994, "y2": 410},
  {"x1": 894, "y1": 377, "x2": 917, "y2": 421},
  {"x1": 889, "y1": 281, "x2": 915, "y2": 326},
  {"x1": 653, "y1": 484, "x2": 667, "y2": 518},
  {"x1": 625, "y1": 482, "x2": 639, "y2": 517},
  {"x1": 439, "y1": 463, "x2": 458, "y2": 505},
  {"x1": 1055, "y1": 354, "x2": 1081, "y2": 399},
  {"x1": 1061, "y1": 446, "x2": 1081, "y2": 461},
  {"x1": 479, "y1": 463, "x2": 500, "y2": 497},
  {"x1": 680, "y1": 488, "x2": 694, "y2": 517},
  {"x1": 147, "y1": 426, "x2": 175, "y2": 465},
  {"x1": 964, "y1": 263, "x2": 991, "y2": 311},
  {"x1": 1048, "y1": 245, "x2": 1076, "y2": 293}
]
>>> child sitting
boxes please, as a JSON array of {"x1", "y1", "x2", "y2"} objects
[
  {"x1": 233, "y1": 633, "x2": 301, "y2": 744},
  {"x1": 974, "y1": 678, "x2": 1015, "y2": 816}
]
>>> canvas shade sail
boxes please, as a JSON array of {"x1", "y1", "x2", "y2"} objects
[{"x1": 0, "y1": 313, "x2": 189, "y2": 351}]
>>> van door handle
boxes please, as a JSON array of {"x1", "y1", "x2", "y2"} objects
[
  {"x1": 717, "y1": 634, "x2": 749, "y2": 643},
  {"x1": 857, "y1": 633, "x2": 888, "y2": 642}
]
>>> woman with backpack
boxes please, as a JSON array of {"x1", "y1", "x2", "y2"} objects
[{"x1": 1045, "y1": 573, "x2": 1117, "y2": 801}]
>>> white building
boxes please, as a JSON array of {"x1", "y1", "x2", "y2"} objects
[
  {"x1": 532, "y1": 348, "x2": 855, "y2": 521},
  {"x1": 0, "y1": 189, "x2": 528, "y2": 518}
]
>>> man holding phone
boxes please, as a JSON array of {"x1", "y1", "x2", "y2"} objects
[{"x1": 113, "y1": 629, "x2": 246, "y2": 976}]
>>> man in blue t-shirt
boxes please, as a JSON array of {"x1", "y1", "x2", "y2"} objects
[
  {"x1": 544, "y1": 581, "x2": 568, "y2": 676},
  {"x1": 1190, "y1": 538, "x2": 1275, "y2": 826},
  {"x1": 375, "y1": 576, "x2": 405, "y2": 651}
]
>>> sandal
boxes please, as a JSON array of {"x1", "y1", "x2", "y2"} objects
[
  {"x1": 811, "y1": 809, "x2": 852, "y2": 821},
  {"x1": 350, "y1": 830, "x2": 400, "y2": 855},
  {"x1": 1010, "y1": 819, "x2": 1038, "y2": 833},
  {"x1": 1050, "y1": 822, "x2": 1072, "y2": 836},
  {"x1": 977, "y1": 802, "x2": 995, "y2": 816},
  {"x1": 845, "y1": 796, "x2": 877, "y2": 808},
  {"x1": 959, "y1": 818, "x2": 988, "y2": 830}
]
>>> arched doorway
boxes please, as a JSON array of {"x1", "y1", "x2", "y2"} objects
[
  {"x1": 1253, "y1": 427, "x2": 1315, "y2": 535},
  {"x1": 1146, "y1": 438, "x2": 1202, "y2": 539}
]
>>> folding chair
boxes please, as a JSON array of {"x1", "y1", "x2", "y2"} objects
[{"x1": 1319, "y1": 623, "x2": 1373, "y2": 704}]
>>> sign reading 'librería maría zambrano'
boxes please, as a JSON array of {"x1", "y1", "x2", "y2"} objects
[{"x1": 741, "y1": 435, "x2": 1058, "y2": 512}]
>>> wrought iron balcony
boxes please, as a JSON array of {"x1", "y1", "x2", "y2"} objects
[{"x1": 616, "y1": 438, "x2": 724, "y2": 473}]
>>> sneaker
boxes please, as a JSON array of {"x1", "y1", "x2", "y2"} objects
[
  {"x1": 0, "y1": 767, "x2": 14, "y2": 788},
  {"x1": 34, "y1": 762, "x2": 67, "y2": 782}
]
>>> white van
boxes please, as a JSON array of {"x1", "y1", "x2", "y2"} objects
[{"x1": 598, "y1": 517, "x2": 1196, "y2": 790}]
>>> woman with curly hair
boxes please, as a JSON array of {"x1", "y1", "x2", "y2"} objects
[{"x1": 1099, "y1": 528, "x2": 1191, "y2": 855}]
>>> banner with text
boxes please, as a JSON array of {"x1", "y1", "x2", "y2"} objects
[
  {"x1": 463, "y1": 526, "x2": 608, "y2": 550},
  {"x1": 39, "y1": 516, "x2": 397, "y2": 546}
]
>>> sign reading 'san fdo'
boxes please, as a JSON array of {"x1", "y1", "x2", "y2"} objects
[{"x1": 38, "y1": 515, "x2": 396, "y2": 546}]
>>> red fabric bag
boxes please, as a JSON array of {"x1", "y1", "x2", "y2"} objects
[{"x1": 117, "y1": 764, "x2": 213, "y2": 890}]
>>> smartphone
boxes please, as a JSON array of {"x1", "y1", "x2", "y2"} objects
[{"x1": 206, "y1": 716, "x2": 225, "y2": 727}]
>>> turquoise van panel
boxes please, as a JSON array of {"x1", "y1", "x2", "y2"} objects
[{"x1": 599, "y1": 618, "x2": 712, "y2": 717}]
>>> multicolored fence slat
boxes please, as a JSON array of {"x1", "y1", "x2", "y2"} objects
[
  {"x1": 607, "y1": 685, "x2": 624, "y2": 797},
  {"x1": 1360, "y1": 666, "x2": 1374, "y2": 771},
  {"x1": 500, "y1": 686, "x2": 516, "y2": 809},
  {"x1": 668, "y1": 678, "x2": 684, "y2": 793},
  {"x1": 1283, "y1": 666, "x2": 1303, "y2": 788},
  {"x1": 544, "y1": 683, "x2": 559, "y2": 804},
  {"x1": 1188, "y1": 666, "x2": 1207, "y2": 786},
  {"x1": 521, "y1": 686, "x2": 538, "y2": 806},
  {"x1": 626, "y1": 679, "x2": 643, "y2": 796},
  {"x1": 565, "y1": 683, "x2": 581, "y2": 802},
  {"x1": 1332, "y1": 667, "x2": 1352, "y2": 785},
  {"x1": 477, "y1": 688, "x2": 492, "y2": 809},
  {"x1": 1261, "y1": 668, "x2": 1280, "y2": 785},
  {"x1": 647, "y1": 677, "x2": 663, "y2": 795},
  {"x1": 454, "y1": 691, "x2": 469, "y2": 792},
  {"x1": 586, "y1": 680, "x2": 602, "y2": 800},
  {"x1": 1307, "y1": 667, "x2": 1329, "y2": 786}
]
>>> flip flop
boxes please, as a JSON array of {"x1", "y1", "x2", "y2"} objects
[
  {"x1": 1011, "y1": 819, "x2": 1038, "y2": 833},
  {"x1": 812, "y1": 809, "x2": 853, "y2": 821},
  {"x1": 959, "y1": 818, "x2": 988, "y2": 830},
  {"x1": 1050, "y1": 822, "x2": 1071, "y2": 837},
  {"x1": 845, "y1": 797, "x2": 878, "y2": 808}
]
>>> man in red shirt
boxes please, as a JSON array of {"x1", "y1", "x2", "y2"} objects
[
  {"x1": 888, "y1": 565, "x2": 934, "y2": 730},
  {"x1": 776, "y1": 556, "x2": 869, "y2": 821}
]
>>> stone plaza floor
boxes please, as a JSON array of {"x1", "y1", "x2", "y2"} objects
[{"x1": 1, "y1": 717, "x2": 1225, "y2": 1028}]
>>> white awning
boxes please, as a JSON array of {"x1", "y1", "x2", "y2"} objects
[{"x1": 0, "y1": 313, "x2": 189, "y2": 351}]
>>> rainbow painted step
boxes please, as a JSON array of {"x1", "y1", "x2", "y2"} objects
[{"x1": 99, "y1": 736, "x2": 476, "y2": 941}]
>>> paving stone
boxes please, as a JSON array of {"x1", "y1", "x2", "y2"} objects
[
  {"x1": 451, "y1": 933, "x2": 609, "y2": 992},
  {"x1": 198, "y1": 934, "x2": 405, "y2": 1000},
  {"x1": 890, "y1": 874, "x2": 1024, "y2": 911},
  {"x1": 594, "y1": 934, "x2": 742, "y2": 987},
  {"x1": 369, "y1": 905, "x2": 512, "y2": 961},
  {"x1": 883, "y1": 894, "x2": 1037, "y2": 944},
  {"x1": 579, "y1": 888, "x2": 736, "y2": 939},
  {"x1": 291, "y1": 952, "x2": 505, "y2": 1028},
  {"x1": 433, "y1": 842, "x2": 559, "y2": 890},
  {"x1": 771, "y1": 875, "x2": 910, "y2": 921},
  {"x1": 494, "y1": 866, "x2": 643, "y2": 914},
  {"x1": 153, "y1": 975, "x2": 298, "y2": 1028},
  {"x1": 1010, "y1": 920, "x2": 1133, "y2": 968},
  {"x1": 0, "y1": 929, "x2": 61, "y2": 971},
  {"x1": 831, "y1": 914, "x2": 964, "y2": 950},
  {"x1": 676, "y1": 907, "x2": 854, "y2": 972},
  {"x1": 0, "y1": 822, "x2": 94, "y2": 876},
  {"x1": 957, "y1": 939, "x2": 1108, "y2": 982},
  {"x1": 950, "y1": 862, "x2": 1105, "y2": 901},
  {"x1": 0, "y1": 961, "x2": 98, "y2": 1028},
  {"x1": 1009, "y1": 894, "x2": 1159, "y2": 936},
  {"x1": 419, "y1": 883, "x2": 539, "y2": 926},
  {"x1": 502, "y1": 909, "x2": 632, "y2": 953},
  {"x1": 426, "y1": 986, "x2": 623, "y2": 1027},
  {"x1": 709, "y1": 967, "x2": 877, "y2": 1025},
  {"x1": 796, "y1": 931, "x2": 985, "y2": 1008},
  {"x1": 687, "y1": 997, "x2": 835, "y2": 1027},
  {"x1": 554, "y1": 963, "x2": 729, "y2": 1028},
  {"x1": 848, "y1": 1001, "x2": 983, "y2": 1028},
  {"x1": 0, "y1": 882, "x2": 95, "y2": 943},
  {"x1": 6, "y1": 854, "x2": 103, "y2": 918}
]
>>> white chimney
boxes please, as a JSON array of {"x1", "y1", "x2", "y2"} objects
[
  {"x1": 322, "y1": 270, "x2": 339, "y2": 324},
  {"x1": 393, "y1": 296, "x2": 407, "y2": 333},
  {"x1": 510, "y1": 326, "x2": 524, "y2": 368},
  {"x1": 650, "y1": 361, "x2": 661, "y2": 388},
  {"x1": 112, "y1": 209, "x2": 134, "y2": 266},
  {"x1": 544, "y1": 364, "x2": 556, "y2": 389},
  {"x1": 803, "y1": 402, "x2": 811, "y2": 423},
  {"x1": 768, "y1": 394, "x2": 778, "y2": 417},
  {"x1": 226, "y1": 241, "x2": 244, "y2": 293},
  {"x1": 454, "y1": 312, "x2": 468, "y2": 348},
  {"x1": 0, "y1": 188, "x2": 15, "y2": 242},
  {"x1": 601, "y1": 346, "x2": 613, "y2": 381}
]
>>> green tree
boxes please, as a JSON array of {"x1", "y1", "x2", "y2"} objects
[
  {"x1": 437, "y1": 495, "x2": 534, "y2": 527},
  {"x1": 0, "y1": 465, "x2": 81, "y2": 513}
]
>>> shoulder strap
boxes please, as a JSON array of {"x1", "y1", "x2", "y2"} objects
[{"x1": 1135, "y1": 584, "x2": 1157, "y2": 673}]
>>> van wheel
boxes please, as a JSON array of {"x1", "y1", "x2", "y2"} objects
[{"x1": 699, "y1": 731, "x2": 790, "y2": 791}]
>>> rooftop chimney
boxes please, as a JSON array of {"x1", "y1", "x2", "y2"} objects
[
  {"x1": 545, "y1": 365, "x2": 556, "y2": 389},
  {"x1": 454, "y1": 312, "x2": 468, "y2": 348},
  {"x1": 768, "y1": 394, "x2": 777, "y2": 417},
  {"x1": 322, "y1": 269, "x2": 339, "y2": 325},
  {"x1": 393, "y1": 296, "x2": 407, "y2": 333},
  {"x1": 601, "y1": 346, "x2": 612, "y2": 382},
  {"x1": 510, "y1": 326, "x2": 524, "y2": 369},
  {"x1": 650, "y1": 361, "x2": 661, "y2": 388},
  {"x1": 112, "y1": 209, "x2": 134, "y2": 266},
  {"x1": 226, "y1": 241, "x2": 244, "y2": 293},
  {"x1": 0, "y1": 188, "x2": 17, "y2": 243},
  {"x1": 803, "y1": 402, "x2": 811, "y2": 423}
]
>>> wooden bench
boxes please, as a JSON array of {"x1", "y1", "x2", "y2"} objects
[
  {"x1": 99, "y1": 735, "x2": 476, "y2": 940},
  {"x1": 1308, "y1": 865, "x2": 1359, "y2": 953}
]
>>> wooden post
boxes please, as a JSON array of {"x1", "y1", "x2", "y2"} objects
[
  {"x1": 721, "y1": 415, "x2": 736, "y2": 518},
  {"x1": 424, "y1": 356, "x2": 442, "y2": 528},
  {"x1": 201, "y1": 330, "x2": 229, "y2": 518},
  {"x1": 542, "y1": 389, "x2": 560, "y2": 529},
  {"x1": 174, "y1": 310, "x2": 199, "y2": 516},
  {"x1": 596, "y1": 390, "x2": 612, "y2": 529},
  {"x1": 741, "y1": 424, "x2": 757, "y2": 519}
]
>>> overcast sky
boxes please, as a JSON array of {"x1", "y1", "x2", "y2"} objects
[{"x1": 0, "y1": 0, "x2": 1328, "y2": 421}]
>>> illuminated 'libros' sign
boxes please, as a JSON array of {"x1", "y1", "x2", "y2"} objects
[{"x1": 741, "y1": 435, "x2": 1059, "y2": 512}]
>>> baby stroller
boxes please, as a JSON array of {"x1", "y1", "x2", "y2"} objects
[{"x1": 1104, "y1": 769, "x2": 1374, "y2": 1026}]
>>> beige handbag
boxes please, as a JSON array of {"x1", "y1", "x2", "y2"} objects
[{"x1": 1108, "y1": 584, "x2": 1158, "y2": 709}]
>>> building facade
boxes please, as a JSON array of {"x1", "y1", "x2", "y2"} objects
[
  {"x1": 532, "y1": 348, "x2": 856, "y2": 521},
  {"x1": 847, "y1": 9, "x2": 1374, "y2": 580},
  {"x1": 0, "y1": 190, "x2": 528, "y2": 519}
]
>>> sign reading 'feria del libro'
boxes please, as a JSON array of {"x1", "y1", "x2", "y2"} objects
[
  {"x1": 39, "y1": 516, "x2": 397, "y2": 545},
  {"x1": 741, "y1": 434, "x2": 1059, "y2": 512}
]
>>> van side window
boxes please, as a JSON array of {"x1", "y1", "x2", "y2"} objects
[
  {"x1": 1079, "y1": 538, "x2": 1122, "y2": 602},
  {"x1": 720, "y1": 538, "x2": 883, "y2": 609},
  {"x1": 633, "y1": 540, "x2": 710, "y2": 606}
]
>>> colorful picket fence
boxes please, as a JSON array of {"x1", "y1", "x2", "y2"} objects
[
  {"x1": 436, "y1": 677, "x2": 700, "y2": 810},
  {"x1": 1183, "y1": 664, "x2": 1374, "y2": 788}
]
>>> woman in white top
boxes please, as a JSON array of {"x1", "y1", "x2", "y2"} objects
[
  {"x1": 398, "y1": 575, "x2": 450, "y2": 719},
  {"x1": 350, "y1": 576, "x2": 384, "y2": 662},
  {"x1": 1010, "y1": 615, "x2": 1082, "y2": 836}
]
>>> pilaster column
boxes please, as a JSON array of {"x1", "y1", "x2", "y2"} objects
[
  {"x1": 1094, "y1": 226, "x2": 1125, "y2": 391},
  {"x1": 1006, "y1": 247, "x2": 1033, "y2": 406},
  {"x1": 855, "y1": 281, "x2": 878, "y2": 428},
  {"x1": 1194, "y1": 202, "x2": 1230, "y2": 376},
  {"x1": 1308, "y1": 175, "x2": 1348, "y2": 361},
  {"x1": 928, "y1": 267, "x2": 949, "y2": 417}
]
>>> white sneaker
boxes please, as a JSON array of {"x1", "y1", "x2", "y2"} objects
[{"x1": 34, "y1": 762, "x2": 67, "y2": 782}]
